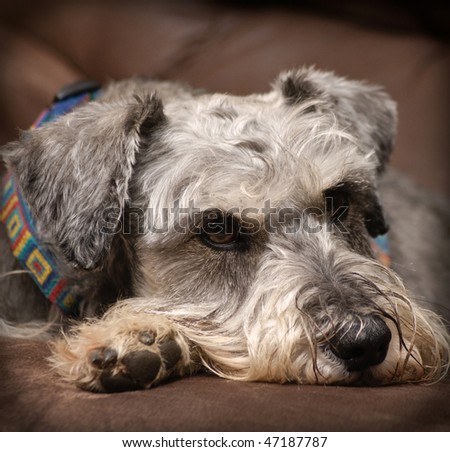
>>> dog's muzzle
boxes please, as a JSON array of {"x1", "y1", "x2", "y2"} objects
[{"x1": 328, "y1": 316, "x2": 392, "y2": 372}]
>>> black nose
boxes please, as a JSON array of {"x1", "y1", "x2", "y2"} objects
[{"x1": 329, "y1": 317, "x2": 392, "y2": 372}]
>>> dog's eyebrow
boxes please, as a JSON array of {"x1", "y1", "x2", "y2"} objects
[{"x1": 323, "y1": 178, "x2": 371, "y2": 195}]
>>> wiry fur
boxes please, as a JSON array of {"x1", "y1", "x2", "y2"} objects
[{"x1": 1, "y1": 67, "x2": 448, "y2": 392}]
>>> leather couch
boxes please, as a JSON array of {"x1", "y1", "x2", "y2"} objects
[{"x1": 0, "y1": 0, "x2": 449, "y2": 431}]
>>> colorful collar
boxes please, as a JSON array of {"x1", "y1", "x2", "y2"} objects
[
  {"x1": 1, "y1": 82, "x2": 100, "y2": 316},
  {"x1": 371, "y1": 233, "x2": 391, "y2": 268}
]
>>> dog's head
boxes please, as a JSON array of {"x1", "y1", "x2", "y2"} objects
[{"x1": 3, "y1": 67, "x2": 448, "y2": 385}]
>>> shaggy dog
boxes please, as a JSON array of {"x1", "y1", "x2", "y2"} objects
[{"x1": 0, "y1": 68, "x2": 448, "y2": 392}]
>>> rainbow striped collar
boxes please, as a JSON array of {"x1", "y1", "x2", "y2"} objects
[{"x1": 1, "y1": 83, "x2": 100, "y2": 316}]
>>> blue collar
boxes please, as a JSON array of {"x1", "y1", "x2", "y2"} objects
[
  {"x1": 371, "y1": 234, "x2": 390, "y2": 267},
  {"x1": 1, "y1": 82, "x2": 100, "y2": 316}
]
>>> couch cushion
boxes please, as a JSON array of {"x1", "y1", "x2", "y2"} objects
[
  {"x1": 0, "y1": 338, "x2": 448, "y2": 431},
  {"x1": 2, "y1": 0, "x2": 448, "y2": 194}
]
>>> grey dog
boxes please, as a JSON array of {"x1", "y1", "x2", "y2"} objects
[{"x1": 0, "y1": 67, "x2": 448, "y2": 392}]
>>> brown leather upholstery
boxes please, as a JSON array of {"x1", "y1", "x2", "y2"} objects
[
  {"x1": 0, "y1": 0, "x2": 449, "y2": 431},
  {"x1": 1, "y1": 1, "x2": 449, "y2": 194},
  {"x1": 1, "y1": 338, "x2": 449, "y2": 431}
]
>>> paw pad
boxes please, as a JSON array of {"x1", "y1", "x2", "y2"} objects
[
  {"x1": 160, "y1": 339, "x2": 182, "y2": 370},
  {"x1": 101, "y1": 350, "x2": 161, "y2": 392},
  {"x1": 90, "y1": 333, "x2": 184, "y2": 392},
  {"x1": 90, "y1": 347, "x2": 117, "y2": 369},
  {"x1": 138, "y1": 331, "x2": 156, "y2": 346}
]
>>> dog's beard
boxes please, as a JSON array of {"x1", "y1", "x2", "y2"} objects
[{"x1": 132, "y1": 227, "x2": 449, "y2": 386}]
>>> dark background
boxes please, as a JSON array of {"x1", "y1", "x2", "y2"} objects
[{"x1": 0, "y1": 0, "x2": 449, "y2": 195}]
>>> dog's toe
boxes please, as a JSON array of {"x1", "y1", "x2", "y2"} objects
[
  {"x1": 100, "y1": 370, "x2": 142, "y2": 392},
  {"x1": 137, "y1": 331, "x2": 183, "y2": 371},
  {"x1": 100, "y1": 350, "x2": 162, "y2": 392},
  {"x1": 160, "y1": 339, "x2": 182, "y2": 370},
  {"x1": 90, "y1": 347, "x2": 118, "y2": 369},
  {"x1": 138, "y1": 331, "x2": 156, "y2": 346}
]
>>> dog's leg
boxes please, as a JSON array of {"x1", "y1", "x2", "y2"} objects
[{"x1": 50, "y1": 304, "x2": 195, "y2": 392}]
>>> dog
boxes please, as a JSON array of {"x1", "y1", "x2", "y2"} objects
[{"x1": 0, "y1": 67, "x2": 449, "y2": 392}]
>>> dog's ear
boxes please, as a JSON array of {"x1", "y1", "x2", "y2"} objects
[
  {"x1": 276, "y1": 68, "x2": 397, "y2": 173},
  {"x1": 2, "y1": 93, "x2": 165, "y2": 270},
  {"x1": 363, "y1": 191, "x2": 389, "y2": 238}
]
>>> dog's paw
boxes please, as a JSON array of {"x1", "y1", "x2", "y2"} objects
[
  {"x1": 89, "y1": 334, "x2": 183, "y2": 392},
  {"x1": 50, "y1": 315, "x2": 192, "y2": 392}
]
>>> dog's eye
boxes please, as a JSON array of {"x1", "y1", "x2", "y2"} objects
[
  {"x1": 200, "y1": 210, "x2": 241, "y2": 250},
  {"x1": 324, "y1": 187, "x2": 350, "y2": 223}
]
